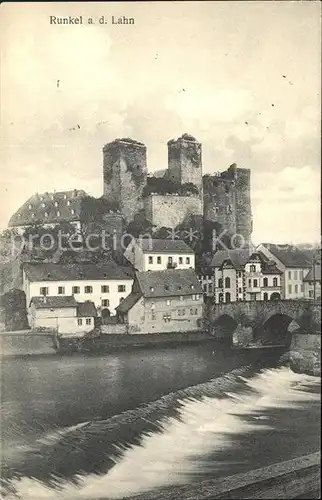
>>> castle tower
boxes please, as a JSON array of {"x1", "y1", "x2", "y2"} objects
[
  {"x1": 103, "y1": 138, "x2": 147, "y2": 223},
  {"x1": 235, "y1": 168, "x2": 252, "y2": 245},
  {"x1": 167, "y1": 133, "x2": 203, "y2": 193}
]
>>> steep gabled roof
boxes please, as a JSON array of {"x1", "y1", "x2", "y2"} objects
[
  {"x1": 9, "y1": 189, "x2": 87, "y2": 227},
  {"x1": 136, "y1": 239, "x2": 194, "y2": 254},
  {"x1": 260, "y1": 244, "x2": 311, "y2": 268},
  {"x1": 77, "y1": 301, "x2": 97, "y2": 317},
  {"x1": 23, "y1": 261, "x2": 134, "y2": 282},
  {"x1": 135, "y1": 268, "x2": 203, "y2": 298},
  {"x1": 303, "y1": 264, "x2": 321, "y2": 282},
  {"x1": 116, "y1": 292, "x2": 142, "y2": 313},
  {"x1": 211, "y1": 249, "x2": 250, "y2": 270}
]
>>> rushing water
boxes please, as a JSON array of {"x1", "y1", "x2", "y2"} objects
[{"x1": 0, "y1": 342, "x2": 320, "y2": 499}]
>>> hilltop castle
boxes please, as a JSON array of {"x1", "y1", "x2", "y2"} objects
[
  {"x1": 103, "y1": 133, "x2": 252, "y2": 243},
  {"x1": 8, "y1": 133, "x2": 252, "y2": 246}
]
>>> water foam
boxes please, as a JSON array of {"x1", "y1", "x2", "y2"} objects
[{"x1": 2, "y1": 367, "x2": 320, "y2": 500}]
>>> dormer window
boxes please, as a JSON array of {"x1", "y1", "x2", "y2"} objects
[
  {"x1": 28, "y1": 204, "x2": 32, "y2": 210},
  {"x1": 150, "y1": 287, "x2": 154, "y2": 292},
  {"x1": 67, "y1": 200, "x2": 71, "y2": 206},
  {"x1": 191, "y1": 285, "x2": 194, "y2": 290},
  {"x1": 31, "y1": 213, "x2": 35, "y2": 218},
  {"x1": 41, "y1": 203, "x2": 45, "y2": 208},
  {"x1": 51, "y1": 195, "x2": 54, "y2": 200},
  {"x1": 165, "y1": 285, "x2": 169, "y2": 291},
  {"x1": 54, "y1": 201, "x2": 58, "y2": 207},
  {"x1": 64, "y1": 194, "x2": 67, "y2": 199},
  {"x1": 57, "y1": 211, "x2": 60, "y2": 217},
  {"x1": 40, "y1": 196, "x2": 43, "y2": 201},
  {"x1": 71, "y1": 209, "x2": 75, "y2": 215},
  {"x1": 45, "y1": 212, "x2": 48, "y2": 217}
]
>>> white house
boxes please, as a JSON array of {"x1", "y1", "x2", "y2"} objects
[
  {"x1": 124, "y1": 238, "x2": 195, "y2": 272},
  {"x1": 29, "y1": 296, "x2": 97, "y2": 337},
  {"x1": 211, "y1": 250, "x2": 282, "y2": 303},
  {"x1": 22, "y1": 261, "x2": 134, "y2": 317},
  {"x1": 256, "y1": 244, "x2": 311, "y2": 299}
]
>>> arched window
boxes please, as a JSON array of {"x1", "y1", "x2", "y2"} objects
[
  {"x1": 263, "y1": 277, "x2": 268, "y2": 287},
  {"x1": 273, "y1": 277, "x2": 278, "y2": 287},
  {"x1": 225, "y1": 292, "x2": 231, "y2": 303},
  {"x1": 218, "y1": 278, "x2": 223, "y2": 288},
  {"x1": 250, "y1": 265, "x2": 256, "y2": 272},
  {"x1": 219, "y1": 293, "x2": 224, "y2": 303},
  {"x1": 263, "y1": 292, "x2": 268, "y2": 301},
  {"x1": 225, "y1": 277, "x2": 231, "y2": 288}
]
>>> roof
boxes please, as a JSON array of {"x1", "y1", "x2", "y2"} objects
[
  {"x1": 77, "y1": 301, "x2": 97, "y2": 317},
  {"x1": 211, "y1": 249, "x2": 250, "y2": 270},
  {"x1": 23, "y1": 261, "x2": 134, "y2": 282},
  {"x1": 260, "y1": 244, "x2": 311, "y2": 268},
  {"x1": 30, "y1": 296, "x2": 77, "y2": 309},
  {"x1": 116, "y1": 292, "x2": 142, "y2": 313},
  {"x1": 136, "y1": 239, "x2": 194, "y2": 254},
  {"x1": 135, "y1": 268, "x2": 203, "y2": 298},
  {"x1": 303, "y1": 264, "x2": 321, "y2": 282},
  {"x1": 252, "y1": 252, "x2": 283, "y2": 275},
  {"x1": 9, "y1": 189, "x2": 87, "y2": 227}
]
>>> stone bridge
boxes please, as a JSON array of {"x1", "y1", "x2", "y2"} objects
[{"x1": 206, "y1": 300, "x2": 321, "y2": 346}]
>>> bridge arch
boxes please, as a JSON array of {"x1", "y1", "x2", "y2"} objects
[
  {"x1": 257, "y1": 313, "x2": 295, "y2": 346},
  {"x1": 211, "y1": 314, "x2": 238, "y2": 344}
]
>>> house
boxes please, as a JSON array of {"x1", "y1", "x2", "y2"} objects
[
  {"x1": 303, "y1": 263, "x2": 321, "y2": 300},
  {"x1": 256, "y1": 243, "x2": 311, "y2": 299},
  {"x1": 212, "y1": 249, "x2": 250, "y2": 303},
  {"x1": 196, "y1": 254, "x2": 214, "y2": 297},
  {"x1": 116, "y1": 268, "x2": 204, "y2": 334},
  {"x1": 123, "y1": 238, "x2": 195, "y2": 272},
  {"x1": 8, "y1": 189, "x2": 87, "y2": 234},
  {"x1": 211, "y1": 249, "x2": 282, "y2": 303},
  {"x1": 29, "y1": 296, "x2": 97, "y2": 337},
  {"x1": 22, "y1": 261, "x2": 134, "y2": 317}
]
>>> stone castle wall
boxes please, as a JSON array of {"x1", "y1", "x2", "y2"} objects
[
  {"x1": 167, "y1": 135, "x2": 203, "y2": 193},
  {"x1": 144, "y1": 194, "x2": 203, "y2": 229},
  {"x1": 103, "y1": 139, "x2": 147, "y2": 223}
]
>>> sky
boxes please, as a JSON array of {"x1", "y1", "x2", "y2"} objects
[{"x1": 1, "y1": 1, "x2": 321, "y2": 244}]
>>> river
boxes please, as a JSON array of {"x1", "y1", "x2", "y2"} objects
[{"x1": 0, "y1": 341, "x2": 320, "y2": 499}]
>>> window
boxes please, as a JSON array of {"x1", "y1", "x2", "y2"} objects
[
  {"x1": 40, "y1": 287, "x2": 48, "y2": 296},
  {"x1": 58, "y1": 286, "x2": 65, "y2": 295},
  {"x1": 77, "y1": 319, "x2": 83, "y2": 326},
  {"x1": 163, "y1": 313, "x2": 171, "y2": 323},
  {"x1": 28, "y1": 204, "x2": 32, "y2": 210},
  {"x1": 218, "y1": 278, "x2": 223, "y2": 288},
  {"x1": 309, "y1": 290, "x2": 314, "y2": 298},
  {"x1": 254, "y1": 279, "x2": 258, "y2": 287},
  {"x1": 225, "y1": 292, "x2": 231, "y2": 303},
  {"x1": 263, "y1": 292, "x2": 268, "y2": 301},
  {"x1": 101, "y1": 285, "x2": 109, "y2": 293},
  {"x1": 86, "y1": 318, "x2": 91, "y2": 325},
  {"x1": 196, "y1": 294, "x2": 200, "y2": 300},
  {"x1": 168, "y1": 257, "x2": 173, "y2": 264},
  {"x1": 250, "y1": 265, "x2": 256, "y2": 272},
  {"x1": 32, "y1": 213, "x2": 35, "y2": 218},
  {"x1": 190, "y1": 308, "x2": 198, "y2": 315},
  {"x1": 300, "y1": 284, "x2": 304, "y2": 293},
  {"x1": 186, "y1": 257, "x2": 190, "y2": 264},
  {"x1": 44, "y1": 212, "x2": 48, "y2": 217},
  {"x1": 295, "y1": 284, "x2": 298, "y2": 293},
  {"x1": 151, "y1": 310, "x2": 156, "y2": 320},
  {"x1": 41, "y1": 202, "x2": 46, "y2": 208},
  {"x1": 67, "y1": 200, "x2": 71, "y2": 206},
  {"x1": 178, "y1": 309, "x2": 186, "y2": 316},
  {"x1": 239, "y1": 287, "x2": 242, "y2": 293},
  {"x1": 179, "y1": 295, "x2": 183, "y2": 301},
  {"x1": 219, "y1": 293, "x2": 224, "y2": 302},
  {"x1": 288, "y1": 284, "x2": 292, "y2": 294},
  {"x1": 166, "y1": 299, "x2": 171, "y2": 306},
  {"x1": 273, "y1": 277, "x2": 278, "y2": 287},
  {"x1": 288, "y1": 271, "x2": 292, "y2": 279},
  {"x1": 238, "y1": 272, "x2": 242, "y2": 278},
  {"x1": 72, "y1": 286, "x2": 80, "y2": 294},
  {"x1": 119, "y1": 297, "x2": 124, "y2": 303},
  {"x1": 179, "y1": 257, "x2": 183, "y2": 264},
  {"x1": 85, "y1": 286, "x2": 93, "y2": 293},
  {"x1": 54, "y1": 201, "x2": 58, "y2": 207},
  {"x1": 203, "y1": 284, "x2": 207, "y2": 292},
  {"x1": 300, "y1": 270, "x2": 304, "y2": 279},
  {"x1": 224, "y1": 277, "x2": 231, "y2": 288},
  {"x1": 294, "y1": 271, "x2": 298, "y2": 280},
  {"x1": 263, "y1": 277, "x2": 268, "y2": 287},
  {"x1": 57, "y1": 211, "x2": 60, "y2": 217},
  {"x1": 118, "y1": 285, "x2": 126, "y2": 292},
  {"x1": 150, "y1": 286, "x2": 154, "y2": 292},
  {"x1": 71, "y1": 209, "x2": 75, "y2": 215},
  {"x1": 148, "y1": 256, "x2": 153, "y2": 264},
  {"x1": 248, "y1": 279, "x2": 251, "y2": 287},
  {"x1": 101, "y1": 299, "x2": 109, "y2": 307},
  {"x1": 157, "y1": 256, "x2": 161, "y2": 264},
  {"x1": 208, "y1": 284, "x2": 213, "y2": 293}
]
